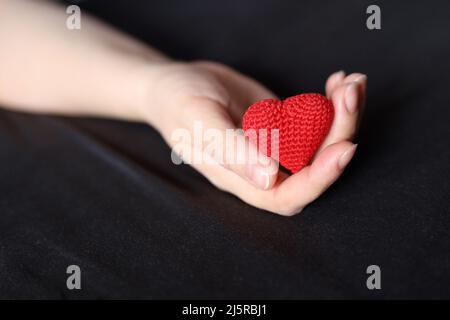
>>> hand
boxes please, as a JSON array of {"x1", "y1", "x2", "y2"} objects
[
  {"x1": 0, "y1": 0, "x2": 365, "y2": 216},
  {"x1": 142, "y1": 61, "x2": 366, "y2": 216}
]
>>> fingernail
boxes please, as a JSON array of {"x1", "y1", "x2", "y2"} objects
[
  {"x1": 354, "y1": 74, "x2": 367, "y2": 83},
  {"x1": 345, "y1": 82, "x2": 359, "y2": 114},
  {"x1": 334, "y1": 70, "x2": 346, "y2": 79},
  {"x1": 245, "y1": 164, "x2": 272, "y2": 190},
  {"x1": 338, "y1": 144, "x2": 358, "y2": 170}
]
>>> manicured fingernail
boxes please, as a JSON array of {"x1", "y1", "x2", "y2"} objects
[
  {"x1": 334, "y1": 70, "x2": 346, "y2": 79},
  {"x1": 245, "y1": 164, "x2": 271, "y2": 190},
  {"x1": 354, "y1": 74, "x2": 367, "y2": 83},
  {"x1": 345, "y1": 82, "x2": 359, "y2": 114},
  {"x1": 338, "y1": 144, "x2": 357, "y2": 170}
]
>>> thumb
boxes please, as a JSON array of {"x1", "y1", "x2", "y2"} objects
[
  {"x1": 171, "y1": 97, "x2": 279, "y2": 190},
  {"x1": 217, "y1": 130, "x2": 279, "y2": 190}
]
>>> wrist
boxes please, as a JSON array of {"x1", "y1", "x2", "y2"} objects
[
  {"x1": 133, "y1": 60, "x2": 186, "y2": 128},
  {"x1": 107, "y1": 58, "x2": 170, "y2": 123}
]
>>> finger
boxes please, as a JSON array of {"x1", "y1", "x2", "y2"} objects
[
  {"x1": 325, "y1": 70, "x2": 346, "y2": 98},
  {"x1": 175, "y1": 97, "x2": 279, "y2": 190},
  {"x1": 317, "y1": 73, "x2": 367, "y2": 154},
  {"x1": 207, "y1": 141, "x2": 357, "y2": 216},
  {"x1": 189, "y1": 136, "x2": 279, "y2": 192},
  {"x1": 218, "y1": 131, "x2": 279, "y2": 190},
  {"x1": 268, "y1": 141, "x2": 357, "y2": 215}
]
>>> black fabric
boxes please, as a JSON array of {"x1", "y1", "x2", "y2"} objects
[{"x1": 1, "y1": 0, "x2": 450, "y2": 299}]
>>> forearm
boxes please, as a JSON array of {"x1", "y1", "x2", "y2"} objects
[{"x1": 0, "y1": 0, "x2": 170, "y2": 122}]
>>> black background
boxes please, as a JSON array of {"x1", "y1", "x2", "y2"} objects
[{"x1": 0, "y1": 0, "x2": 449, "y2": 298}]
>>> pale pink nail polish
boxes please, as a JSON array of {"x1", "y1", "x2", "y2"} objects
[
  {"x1": 345, "y1": 82, "x2": 358, "y2": 114},
  {"x1": 354, "y1": 74, "x2": 367, "y2": 83},
  {"x1": 335, "y1": 70, "x2": 346, "y2": 79},
  {"x1": 245, "y1": 164, "x2": 271, "y2": 190},
  {"x1": 338, "y1": 144, "x2": 357, "y2": 170}
]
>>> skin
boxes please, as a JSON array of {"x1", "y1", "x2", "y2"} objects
[{"x1": 0, "y1": 0, "x2": 367, "y2": 216}]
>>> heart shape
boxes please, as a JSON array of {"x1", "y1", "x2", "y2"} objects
[{"x1": 242, "y1": 93, "x2": 334, "y2": 173}]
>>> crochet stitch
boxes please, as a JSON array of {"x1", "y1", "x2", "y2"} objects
[{"x1": 242, "y1": 93, "x2": 334, "y2": 173}]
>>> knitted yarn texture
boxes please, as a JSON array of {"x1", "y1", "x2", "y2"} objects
[{"x1": 242, "y1": 93, "x2": 334, "y2": 173}]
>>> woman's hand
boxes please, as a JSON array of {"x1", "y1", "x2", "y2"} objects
[
  {"x1": 141, "y1": 61, "x2": 367, "y2": 216},
  {"x1": 0, "y1": 0, "x2": 366, "y2": 216}
]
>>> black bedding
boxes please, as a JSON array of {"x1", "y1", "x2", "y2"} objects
[{"x1": 1, "y1": 0, "x2": 449, "y2": 299}]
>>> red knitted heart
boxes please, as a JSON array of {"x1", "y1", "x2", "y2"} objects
[{"x1": 242, "y1": 93, "x2": 334, "y2": 173}]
